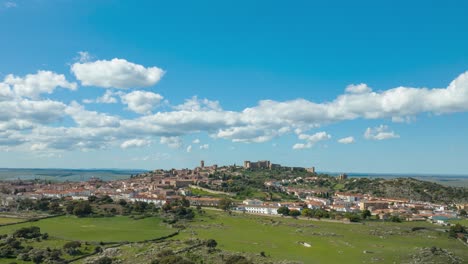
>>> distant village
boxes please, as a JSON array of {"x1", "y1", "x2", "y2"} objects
[{"x1": 0, "y1": 160, "x2": 466, "y2": 226}]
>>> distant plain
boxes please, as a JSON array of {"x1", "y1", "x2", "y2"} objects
[{"x1": 0, "y1": 168, "x2": 466, "y2": 187}]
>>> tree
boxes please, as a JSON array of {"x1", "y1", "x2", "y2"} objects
[
  {"x1": 73, "y1": 201, "x2": 92, "y2": 217},
  {"x1": 289, "y1": 210, "x2": 301, "y2": 218},
  {"x1": 63, "y1": 241, "x2": 81, "y2": 255},
  {"x1": 277, "y1": 206, "x2": 290, "y2": 216},
  {"x1": 88, "y1": 195, "x2": 97, "y2": 202},
  {"x1": 95, "y1": 256, "x2": 113, "y2": 264},
  {"x1": 118, "y1": 199, "x2": 127, "y2": 206},
  {"x1": 224, "y1": 255, "x2": 253, "y2": 264},
  {"x1": 301, "y1": 208, "x2": 312, "y2": 218},
  {"x1": 361, "y1": 210, "x2": 371, "y2": 220},
  {"x1": 344, "y1": 213, "x2": 361, "y2": 222},
  {"x1": 48, "y1": 201, "x2": 62, "y2": 214},
  {"x1": 13, "y1": 226, "x2": 41, "y2": 239},
  {"x1": 18, "y1": 198, "x2": 35, "y2": 210},
  {"x1": 218, "y1": 197, "x2": 234, "y2": 212},
  {"x1": 448, "y1": 223, "x2": 467, "y2": 238},
  {"x1": 180, "y1": 196, "x2": 190, "y2": 208},
  {"x1": 459, "y1": 209, "x2": 467, "y2": 217},
  {"x1": 98, "y1": 195, "x2": 113, "y2": 204},
  {"x1": 206, "y1": 239, "x2": 217, "y2": 249}
]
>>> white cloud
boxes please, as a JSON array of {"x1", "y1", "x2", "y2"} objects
[
  {"x1": 174, "y1": 96, "x2": 222, "y2": 111},
  {"x1": 83, "y1": 90, "x2": 118, "y2": 104},
  {"x1": 160, "y1": 136, "x2": 183, "y2": 149},
  {"x1": 30, "y1": 143, "x2": 48, "y2": 151},
  {"x1": 192, "y1": 138, "x2": 200, "y2": 144},
  {"x1": 0, "y1": 131, "x2": 25, "y2": 146},
  {"x1": 345, "y1": 83, "x2": 372, "y2": 94},
  {"x1": 0, "y1": 98, "x2": 67, "y2": 124},
  {"x1": 337, "y1": 136, "x2": 355, "y2": 144},
  {"x1": 364, "y1": 125, "x2": 400, "y2": 140},
  {"x1": 3, "y1": 62, "x2": 468, "y2": 154},
  {"x1": 199, "y1": 144, "x2": 209, "y2": 150},
  {"x1": 65, "y1": 101, "x2": 120, "y2": 128},
  {"x1": 3, "y1": 71, "x2": 77, "y2": 99},
  {"x1": 186, "y1": 145, "x2": 192, "y2": 152},
  {"x1": 0, "y1": 83, "x2": 13, "y2": 100},
  {"x1": 75, "y1": 51, "x2": 93, "y2": 63},
  {"x1": 71, "y1": 58, "x2": 165, "y2": 89},
  {"x1": 293, "y1": 131, "x2": 331, "y2": 149},
  {"x1": 120, "y1": 139, "x2": 151, "y2": 149},
  {"x1": 120, "y1": 90, "x2": 163, "y2": 114},
  {"x1": 131, "y1": 153, "x2": 170, "y2": 161}
]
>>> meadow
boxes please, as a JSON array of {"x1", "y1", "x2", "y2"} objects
[
  {"x1": 0, "y1": 215, "x2": 175, "y2": 242},
  {"x1": 180, "y1": 211, "x2": 468, "y2": 263},
  {"x1": 0, "y1": 217, "x2": 26, "y2": 225}
]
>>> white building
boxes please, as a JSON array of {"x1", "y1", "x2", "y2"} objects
[{"x1": 238, "y1": 205, "x2": 280, "y2": 215}]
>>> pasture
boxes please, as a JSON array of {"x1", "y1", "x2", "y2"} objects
[
  {"x1": 0, "y1": 217, "x2": 26, "y2": 225},
  {"x1": 0, "y1": 215, "x2": 175, "y2": 242},
  {"x1": 181, "y1": 211, "x2": 468, "y2": 263}
]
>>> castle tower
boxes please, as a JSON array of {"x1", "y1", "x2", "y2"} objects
[{"x1": 200, "y1": 160, "x2": 205, "y2": 168}]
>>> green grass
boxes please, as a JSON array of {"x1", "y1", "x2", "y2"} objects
[
  {"x1": 189, "y1": 187, "x2": 227, "y2": 198},
  {"x1": 448, "y1": 219, "x2": 468, "y2": 226},
  {"x1": 0, "y1": 215, "x2": 175, "y2": 242},
  {"x1": 180, "y1": 211, "x2": 468, "y2": 263},
  {"x1": 0, "y1": 217, "x2": 26, "y2": 225}
]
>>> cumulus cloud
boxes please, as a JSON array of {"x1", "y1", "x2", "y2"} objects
[
  {"x1": 186, "y1": 145, "x2": 192, "y2": 152},
  {"x1": 83, "y1": 90, "x2": 118, "y2": 104},
  {"x1": 30, "y1": 143, "x2": 48, "y2": 151},
  {"x1": 3, "y1": 71, "x2": 77, "y2": 99},
  {"x1": 192, "y1": 138, "x2": 200, "y2": 144},
  {"x1": 120, "y1": 90, "x2": 163, "y2": 114},
  {"x1": 338, "y1": 136, "x2": 355, "y2": 144},
  {"x1": 120, "y1": 138, "x2": 151, "y2": 149},
  {"x1": 0, "y1": 131, "x2": 25, "y2": 147},
  {"x1": 0, "y1": 98, "x2": 67, "y2": 124},
  {"x1": 75, "y1": 51, "x2": 93, "y2": 63},
  {"x1": 2, "y1": 61, "x2": 468, "y2": 153},
  {"x1": 174, "y1": 96, "x2": 222, "y2": 111},
  {"x1": 199, "y1": 144, "x2": 209, "y2": 150},
  {"x1": 65, "y1": 101, "x2": 120, "y2": 128},
  {"x1": 345, "y1": 83, "x2": 372, "y2": 94},
  {"x1": 364, "y1": 125, "x2": 399, "y2": 140},
  {"x1": 293, "y1": 132, "x2": 331, "y2": 149},
  {"x1": 160, "y1": 136, "x2": 183, "y2": 149},
  {"x1": 71, "y1": 58, "x2": 165, "y2": 88}
]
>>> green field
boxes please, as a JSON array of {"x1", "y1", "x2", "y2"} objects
[
  {"x1": 0, "y1": 215, "x2": 175, "y2": 242},
  {"x1": 0, "y1": 217, "x2": 26, "y2": 225},
  {"x1": 180, "y1": 211, "x2": 468, "y2": 263},
  {"x1": 449, "y1": 219, "x2": 468, "y2": 226}
]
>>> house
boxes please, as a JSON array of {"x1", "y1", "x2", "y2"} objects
[
  {"x1": 359, "y1": 200, "x2": 389, "y2": 211},
  {"x1": 237, "y1": 205, "x2": 280, "y2": 215},
  {"x1": 187, "y1": 197, "x2": 221, "y2": 207},
  {"x1": 243, "y1": 199, "x2": 263, "y2": 206}
]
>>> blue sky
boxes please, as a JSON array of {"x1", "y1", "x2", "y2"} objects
[{"x1": 0, "y1": 0, "x2": 467, "y2": 174}]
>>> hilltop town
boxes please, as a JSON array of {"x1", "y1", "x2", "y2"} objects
[{"x1": 1, "y1": 160, "x2": 466, "y2": 225}]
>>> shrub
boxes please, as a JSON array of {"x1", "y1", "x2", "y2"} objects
[{"x1": 13, "y1": 226, "x2": 41, "y2": 239}]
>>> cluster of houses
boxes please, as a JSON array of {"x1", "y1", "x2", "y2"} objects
[
  {"x1": 0, "y1": 162, "x2": 226, "y2": 209},
  {"x1": 0, "y1": 161, "x2": 466, "y2": 226}
]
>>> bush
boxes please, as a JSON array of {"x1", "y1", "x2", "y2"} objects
[
  {"x1": 157, "y1": 255, "x2": 194, "y2": 264},
  {"x1": 94, "y1": 256, "x2": 113, "y2": 264},
  {"x1": 13, "y1": 226, "x2": 42, "y2": 239},
  {"x1": 206, "y1": 239, "x2": 217, "y2": 248},
  {"x1": 224, "y1": 255, "x2": 253, "y2": 264}
]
